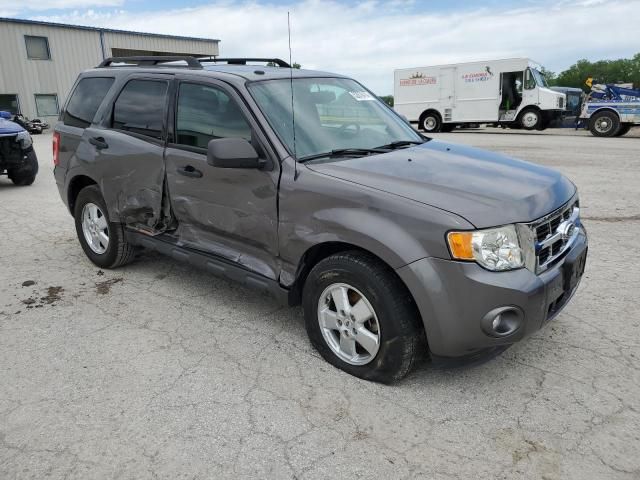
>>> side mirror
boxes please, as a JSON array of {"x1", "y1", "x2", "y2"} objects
[
  {"x1": 0, "y1": 111, "x2": 12, "y2": 119},
  {"x1": 207, "y1": 137, "x2": 262, "y2": 169}
]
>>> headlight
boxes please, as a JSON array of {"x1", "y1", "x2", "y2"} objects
[
  {"x1": 447, "y1": 225, "x2": 524, "y2": 271},
  {"x1": 16, "y1": 131, "x2": 32, "y2": 149}
]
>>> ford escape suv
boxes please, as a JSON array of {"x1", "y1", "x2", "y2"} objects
[{"x1": 54, "y1": 56, "x2": 587, "y2": 383}]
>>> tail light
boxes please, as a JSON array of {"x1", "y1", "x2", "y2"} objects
[{"x1": 53, "y1": 132, "x2": 60, "y2": 166}]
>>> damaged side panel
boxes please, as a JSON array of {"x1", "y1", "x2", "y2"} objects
[{"x1": 80, "y1": 126, "x2": 170, "y2": 232}]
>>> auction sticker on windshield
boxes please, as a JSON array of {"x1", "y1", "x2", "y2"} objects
[{"x1": 349, "y1": 91, "x2": 376, "y2": 101}]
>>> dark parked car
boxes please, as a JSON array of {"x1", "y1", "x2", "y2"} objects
[
  {"x1": 0, "y1": 110, "x2": 39, "y2": 185},
  {"x1": 54, "y1": 57, "x2": 587, "y2": 383}
]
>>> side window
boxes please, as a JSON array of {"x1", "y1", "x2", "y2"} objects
[
  {"x1": 64, "y1": 77, "x2": 114, "y2": 128},
  {"x1": 176, "y1": 83, "x2": 252, "y2": 149},
  {"x1": 113, "y1": 80, "x2": 168, "y2": 139},
  {"x1": 524, "y1": 69, "x2": 536, "y2": 90}
]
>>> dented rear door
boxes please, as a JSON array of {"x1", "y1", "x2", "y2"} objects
[{"x1": 87, "y1": 76, "x2": 171, "y2": 231}]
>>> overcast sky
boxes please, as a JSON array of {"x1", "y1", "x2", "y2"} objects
[{"x1": 1, "y1": 0, "x2": 638, "y2": 94}]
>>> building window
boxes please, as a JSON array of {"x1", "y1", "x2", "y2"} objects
[
  {"x1": 35, "y1": 94, "x2": 59, "y2": 117},
  {"x1": 0, "y1": 94, "x2": 20, "y2": 114},
  {"x1": 25, "y1": 35, "x2": 51, "y2": 60}
]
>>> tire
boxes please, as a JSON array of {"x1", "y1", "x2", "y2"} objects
[
  {"x1": 589, "y1": 111, "x2": 620, "y2": 137},
  {"x1": 518, "y1": 108, "x2": 542, "y2": 130},
  {"x1": 535, "y1": 116, "x2": 550, "y2": 131},
  {"x1": 420, "y1": 111, "x2": 442, "y2": 133},
  {"x1": 9, "y1": 149, "x2": 38, "y2": 186},
  {"x1": 302, "y1": 251, "x2": 425, "y2": 383},
  {"x1": 73, "y1": 185, "x2": 136, "y2": 269},
  {"x1": 614, "y1": 124, "x2": 632, "y2": 137}
]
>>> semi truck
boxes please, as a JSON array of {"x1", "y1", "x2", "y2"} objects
[{"x1": 394, "y1": 58, "x2": 565, "y2": 132}]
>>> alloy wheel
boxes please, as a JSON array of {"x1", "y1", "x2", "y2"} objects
[
  {"x1": 81, "y1": 203, "x2": 109, "y2": 254},
  {"x1": 317, "y1": 283, "x2": 381, "y2": 365}
]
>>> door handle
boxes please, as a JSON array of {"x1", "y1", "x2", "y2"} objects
[
  {"x1": 177, "y1": 165, "x2": 203, "y2": 178},
  {"x1": 89, "y1": 136, "x2": 108, "y2": 150}
]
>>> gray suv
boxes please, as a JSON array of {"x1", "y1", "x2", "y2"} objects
[{"x1": 54, "y1": 56, "x2": 587, "y2": 383}]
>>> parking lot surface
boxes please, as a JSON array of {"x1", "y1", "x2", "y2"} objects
[{"x1": 1, "y1": 129, "x2": 639, "y2": 479}]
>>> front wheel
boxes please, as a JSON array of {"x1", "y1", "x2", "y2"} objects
[
  {"x1": 589, "y1": 111, "x2": 620, "y2": 137},
  {"x1": 9, "y1": 150, "x2": 38, "y2": 186},
  {"x1": 302, "y1": 251, "x2": 425, "y2": 383},
  {"x1": 518, "y1": 108, "x2": 541, "y2": 130},
  {"x1": 74, "y1": 185, "x2": 136, "y2": 268}
]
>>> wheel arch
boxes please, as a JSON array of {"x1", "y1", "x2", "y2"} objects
[
  {"x1": 287, "y1": 241, "x2": 419, "y2": 312},
  {"x1": 419, "y1": 108, "x2": 442, "y2": 126},
  {"x1": 516, "y1": 104, "x2": 542, "y2": 117},
  {"x1": 588, "y1": 107, "x2": 621, "y2": 120},
  {"x1": 67, "y1": 174, "x2": 98, "y2": 215}
]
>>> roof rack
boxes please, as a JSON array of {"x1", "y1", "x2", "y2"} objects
[
  {"x1": 198, "y1": 57, "x2": 291, "y2": 68},
  {"x1": 97, "y1": 56, "x2": 203, "y2": 69},
  {"x1": 96, "y1": 56, "x2": 292, "y2": 70}
]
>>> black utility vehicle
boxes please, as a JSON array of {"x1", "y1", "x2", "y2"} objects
[{"x1": 0, "y1": 111, "x2": 39, "y2": 186}]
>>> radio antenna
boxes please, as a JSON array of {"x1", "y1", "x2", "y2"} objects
[{"x1": 287, "y1": 11, "x2": 299, "y2": 179}]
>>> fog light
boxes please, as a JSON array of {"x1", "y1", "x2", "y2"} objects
[{"x1": 481, "y1": 306, "x2": 523, "y2": 337}]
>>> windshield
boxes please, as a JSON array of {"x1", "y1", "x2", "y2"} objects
[
  {"x1": 531, "y1": 69, "x2": 548, "y2": 88},
  {"x1": 248, "y1": 77, "x2": 422, "y2": 160}
]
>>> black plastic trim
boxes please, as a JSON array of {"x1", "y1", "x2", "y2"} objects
[{"x1": 124, "y1": 230, "x2": 289, "y2": 305}]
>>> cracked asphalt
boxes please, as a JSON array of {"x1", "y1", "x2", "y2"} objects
[{"x1": 1, "y1": 128, "x2": 639, "y2": 479}]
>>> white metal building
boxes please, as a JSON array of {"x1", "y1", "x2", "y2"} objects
[{"x1": 0, "y1": 17, "x2": 220, "y2": 121}]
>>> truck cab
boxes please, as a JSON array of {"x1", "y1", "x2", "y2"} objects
[{"x1": 394, "y1": 58, "x2": 565, "y2": 132}]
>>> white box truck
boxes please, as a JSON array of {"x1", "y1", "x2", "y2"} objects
[{"x1": 394, "y1": 58, "x2": 566, "y2": 132}]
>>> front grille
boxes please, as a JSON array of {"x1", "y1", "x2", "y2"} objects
[
  {"x1": 530, "y1": 198, "x2": 580, "y2": 273},
  {"x1": 0, "y1": 135, "x2": 22, "y2": 165}
]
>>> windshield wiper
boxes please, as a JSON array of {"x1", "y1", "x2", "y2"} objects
[
  {"x1": 298, "y1": 147, "x2": 388, "y2": 163},
  {"x1": 373, "y1": 140, "x2": 426, "y2": 150}
]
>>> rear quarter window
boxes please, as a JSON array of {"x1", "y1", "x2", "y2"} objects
[{"x1": 63, "y1": 77, "x2": 115, "y2": 128}]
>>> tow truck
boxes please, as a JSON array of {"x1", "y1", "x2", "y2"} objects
[{"x1": 581, "y1": 83, "x2": 640, "y2": 137}]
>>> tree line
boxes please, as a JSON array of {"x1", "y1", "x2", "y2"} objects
[{"x1": 544, "y1": 53, "x2": 640, "y2": 90}]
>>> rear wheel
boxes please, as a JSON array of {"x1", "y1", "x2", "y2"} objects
[
  {"x1": 74, "y1": 185, "x2": 135, "y2": 268},
  {"x1": 9, "y1": 150, "x2": 38, "y2": 186},
  {"x1": 589, "y1": 111, "x2": 620, "y2": 137},
  {"x1": 302, "y1": 251, "x2": 425, "y2": 383},
  {"x1": 420, "y1": 111, "x2": 442, "y2": 133},
  {"x1": 518, "y1": 108, "x2": 541, "y2": 130}
]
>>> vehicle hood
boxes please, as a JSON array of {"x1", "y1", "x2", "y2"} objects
[
  {"x1": 0, "y1": 118, "x2": 25, "y2": 136},
  {"x1": 305, "y1": 140, "x2": 576, "y2": 228}
]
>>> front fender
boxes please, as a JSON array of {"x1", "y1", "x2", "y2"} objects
[{"x1": 277, "y1": 158, "x2": 472, "y2": 285}]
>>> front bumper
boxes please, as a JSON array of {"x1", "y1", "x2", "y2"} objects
[{"x1": 396, "y1": 228, "x2": 587, "y2": 357}]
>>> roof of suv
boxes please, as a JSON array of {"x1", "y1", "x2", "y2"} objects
[
  {"x1": 203, "y1": 64, "x2": 345, "y2": 81},
  {"x1": 87, "y1": 58, "x2": 345, "y2": 83}
]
